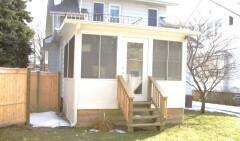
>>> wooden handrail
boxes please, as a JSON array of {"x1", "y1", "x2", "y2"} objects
[
  {"x1": 148, "y1": 76, "x2": 168, "y2": 130},
  {"x1": 117, "y1": 75, "x2": 134, "y2": 127}
]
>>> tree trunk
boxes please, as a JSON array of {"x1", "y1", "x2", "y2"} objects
[{"x1": 200, "y1": 93, "x2": 206, "y2": 114}]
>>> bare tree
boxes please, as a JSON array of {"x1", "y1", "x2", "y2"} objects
[
  {"x1": 185, "y1": 18, "x2": 238, "y2": 113},
  {"x1": 31, "y1": 24, "x2": 45, "y2": 71}
]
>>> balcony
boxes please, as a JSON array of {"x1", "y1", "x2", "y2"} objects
[{"x1": 61, "y1": 12, "x2": 178, "y2": 29}]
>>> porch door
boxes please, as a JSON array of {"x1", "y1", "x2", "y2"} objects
[{"x1": 123, "y1": 37, "x2": 148, "y2": 101}]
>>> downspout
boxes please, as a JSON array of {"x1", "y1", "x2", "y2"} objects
[{"x1": 79, "y1": 0, "x2": 83, "y2": 13}]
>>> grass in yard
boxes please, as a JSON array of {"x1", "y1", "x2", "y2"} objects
[{"x1": 0, "y1": 110, "x2": 239, "y2": 141}]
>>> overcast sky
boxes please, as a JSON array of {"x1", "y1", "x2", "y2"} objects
[{"x1": 26, "y1": 0, "x2": 48, "y2": 33}]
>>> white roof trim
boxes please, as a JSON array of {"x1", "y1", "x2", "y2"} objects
[{"x1": 62, "y1": 19, "x2": 199, "y2": 36}]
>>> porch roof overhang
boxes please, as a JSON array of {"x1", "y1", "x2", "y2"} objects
[{"x1": 57, "y1": 20, "x2": 199, "y2": 40}]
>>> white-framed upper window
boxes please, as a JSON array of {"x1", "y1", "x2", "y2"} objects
[
  {"x1": 148, "y1": 8, "x2": 158, "y2": 27},
  {"x1": 109, "y1": 4, "x2": 121, "y2": 23},
  {"x1": 54, "y1": 15, "x2": 65, "y2": 28},
  {"x1": 93, "y1": 2, "x2": 105, "y2": 21}
]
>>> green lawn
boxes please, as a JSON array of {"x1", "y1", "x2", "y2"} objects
[{"x1": 0, "y1": 110, "x2": 239, "y2": 141}]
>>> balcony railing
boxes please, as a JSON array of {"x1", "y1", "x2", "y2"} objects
[{"x1": 64, "y1": 12, "x2": 144, "y2": 25}]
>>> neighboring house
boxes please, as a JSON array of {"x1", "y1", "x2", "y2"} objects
[
  {"x1": 182, "y1": 0, "x2": 240, "y2": 95},
  {"x1": 44, "y1": 0, "x2": 197, "y2": 131}
]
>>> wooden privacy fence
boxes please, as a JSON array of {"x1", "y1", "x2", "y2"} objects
[
  {"x1": 30, "y1": 71, "x2": 60, "y2": 112},
  {"x1": 0, "y1": 68, "x2": 60, "y2": 127},
  {"x1": 192, "y1": 90, "x2": 239, "y2": 106},
  {"x1": 0, "y1": 68, "x2": 29, "y2": 127}
]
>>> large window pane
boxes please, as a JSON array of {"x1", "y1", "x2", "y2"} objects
[
  {"x1": 81, "y1": 35, "x2": 100, "y2": 78},
  {"x1": 153, "y1": 40, "x2": 167, "y2": 80},
  {"x1": 68, "y1": 36, "x2": 75, "y2": 78},
  {"x1": 64, "y1": 44, "x2": 68, "y2": 78},
  {"x1": 100, "y1": 36, "x2": 117, "y2": 78},
  {"x1": 168, "y1": 41, "x2": 182, "y2": 80}
]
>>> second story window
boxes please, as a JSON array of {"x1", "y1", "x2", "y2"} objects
[
  {"x1": 229, "y1": 16, "x2": 233, "y2": 26},
  {"x1": 94, "y1": 2, "x2": 104, "y2": 21},
  {"x1": 109, "y1": 4, "x2": 120, "y2": 23},
  {"x1": 148, "y1": 9, "x2": 157, "y2": 27}
]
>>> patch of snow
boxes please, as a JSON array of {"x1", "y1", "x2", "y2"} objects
[
  {"x1": 133, "y1": 115, "x2": 141, "y2": 118},
  {"x1": 89, "y1": 129, "x2": 99, "y2": 132},
  {"x1": 88, "y1": 128, "x2": 126, "y2": 133},
  {"x1": 186, "y1": 101, "x2": 240, "y2": 117},
  {"x1": 30, "y1": 111, "x2": 70, "y2": 128},
  {"x1": 114, "y1": 129, "x2": 126, "y2": 133}
]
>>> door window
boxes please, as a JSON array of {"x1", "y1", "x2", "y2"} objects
[
  {"x1": 127, "y1": 43, "x2": 143, "y2": 94},
  {"x1": 94, "y1": 3, "x2": 104, "y2": 21}
]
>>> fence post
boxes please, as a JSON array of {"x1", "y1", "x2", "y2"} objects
[
  {"x1": 58, "y1": 72, "x2": 61, "y2": 112},
  {"x1": 36, "y1": 71, "x2": 40, "y2": 112},
  {"x1": 26, "y1": 68, "x2": 31, "y2": 124}
]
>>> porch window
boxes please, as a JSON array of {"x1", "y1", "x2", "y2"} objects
[
  {"x1": 148, "y1": 9, "x2": 157, "y2": 26},
  {"x1": 153, "y1": 40, "x2": 182, "y2": 80},
  {"x1": 81, "y1": 34, "x2": 117, "y2": 79},
  {"x1": 64, "y1": 36, "x2": 75, "y2": 78},
  {"x1": 109, "y1": 4, "x2": 120, "y2": 23},
  {"x1": 94, "y1": 2, "x2": 104, "y2": 21}
]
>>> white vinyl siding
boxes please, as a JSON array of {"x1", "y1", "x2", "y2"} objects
[
  {"x1": 81, "y1": 0, "x2": 166, "y2": 26},
  {"x1": 48, "y1": 45, "x2": 59, "y2": 72}
]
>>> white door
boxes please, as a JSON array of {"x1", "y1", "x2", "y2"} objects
[{"x1": 122, "y1": 37, "x2": 148, "y2": 101}]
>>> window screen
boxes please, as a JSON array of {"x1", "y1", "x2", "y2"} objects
[
  {"x1": 153, "y1": 40, "x2": 182, "y2": 80},
  {"x1": 68, "y1": 36, "x2": 75, "y2": 78},
  {"x1": 81, "y1": 35, "x2": 100, "y2": 78},
  {"x1": 168, "y1": 41, "x2": 182, "y2": 80},
  {"x1": 64, "y1": 44, "x2": 68, "y2": 78},
  {"x1": 100, "y1": 36, "x2": 117, "y2": 78},
  {"x1": 153, "y1": 40, "x2": 167, "y2": 80},
  {"x1": 81, "y1": 34, "x2": 117, "y2": 79}
]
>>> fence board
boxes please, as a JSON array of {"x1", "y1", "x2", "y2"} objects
[
  {"x1": 0, "y1": 68, "x2": 27, "y2": 126},
  {"x1": 30, "y1": 72, "x2": 37, "y2": 112}
]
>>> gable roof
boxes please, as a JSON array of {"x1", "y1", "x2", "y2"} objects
[{"x1": 48, "y1": 0, "x2": 79, "y2": 13}]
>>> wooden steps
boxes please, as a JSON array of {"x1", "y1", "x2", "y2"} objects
[{"x1": 127, "y1": 101, "x2": 162, "y2": 132}]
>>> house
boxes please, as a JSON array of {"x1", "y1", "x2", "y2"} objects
[
  {"x1": 170, "y1": 0, "x2": 240, "y2": 102},
  {"x1": 44, "y1": 0, "x2": 198, "y2": 132}
]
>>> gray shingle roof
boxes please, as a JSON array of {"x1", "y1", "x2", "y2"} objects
[{"x1": 48, "y1": 0, "x2": 79, "y2": 13}]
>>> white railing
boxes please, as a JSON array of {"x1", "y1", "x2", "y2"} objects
[{"x1": 64, "y1": 12, "x2": 144, "y2": 25}]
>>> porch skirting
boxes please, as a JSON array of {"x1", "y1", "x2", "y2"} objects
[{"x1": 76, "y1": 108, "x2": 184, "y2": 127}]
